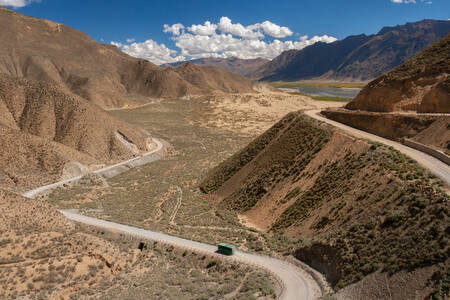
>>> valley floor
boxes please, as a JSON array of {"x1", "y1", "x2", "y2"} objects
[{"x1": 40, "y1": 92, "x2": 336, "y2": 298}]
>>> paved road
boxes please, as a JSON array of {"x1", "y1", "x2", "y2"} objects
[
  {"x1": 305, "y1": 110, "x2": 450, "y2": 186},
  {"x1": 59, "y1": 210, "x2": 319, "y2": 300},
  {"x1": 23, "y1": 138, "x2": 164, "y2": 198}
]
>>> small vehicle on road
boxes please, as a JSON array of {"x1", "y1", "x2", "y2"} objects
[{"x1": 217, "y1": 243, "x2": 236, "y2": 255}]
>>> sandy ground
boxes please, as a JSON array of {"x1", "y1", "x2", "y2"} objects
[{"x1": 197, "y1": 92, "x2": 344, "y2": 136}]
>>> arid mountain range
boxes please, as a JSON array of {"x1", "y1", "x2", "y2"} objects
[
  {"x1": 161, "y1": 57, "x2": 269, "y2": 77},
  {"x1": 251, "y1": 19, "x2": 450, "y2": 82},
  {"x1": 0, "y1": 6, "x2": 259, "y2": 191},
  {"x1": 0, "y1": 7, "x2": 256, "y2": 110}
]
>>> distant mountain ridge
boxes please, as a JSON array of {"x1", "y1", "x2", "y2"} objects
[
  {"x1": 251, "y1": 19, "x2": 450, "y2": 82},
  {"x1": 161, "y1": 57, "x2": 269, "y2": 77}
]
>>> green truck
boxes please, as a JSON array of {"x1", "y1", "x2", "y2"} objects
[{"x1": 217, "y1": 243, "x2": 236, "y2": 255}]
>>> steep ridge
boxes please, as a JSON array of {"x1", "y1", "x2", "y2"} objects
[
  {"x1": 200, "y1": 112, "x2": 449, "y2": 299},
  {"x1": 0, "y1": 7, "x2": 255, "y2": 109},
  {"x1": 324, "y1": 34, "x2": 449, "y2": 155},
  {"x1": 161, "y1": 57, "x2": 269, "y2": 77},
  {"x1": 346, "y1": 33, "x2": 450, "y2": 113},
  {"x1": 0, "y1": 74, "x2": 149, "y2": 190},
  {"x1": 252, "y1": 19, "x2": 450, "y2": 82}
]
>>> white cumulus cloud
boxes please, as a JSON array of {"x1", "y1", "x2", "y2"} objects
[
  {"x1": 258, "y1": 21, "x2": 293, "y2": 38},
  {"x1": 187, "y1": 21, "x2": 217, "y2": 36},
  {"x1": 163, "y1": 23, "x2": 185, "y2": 36},
  {"x1": 0, "y1": 0, "x2": 39, "y2": 7},
  {"x1": 111, "y1": 40, "x2": 185, "y2": 65},
  {"x1": 217, "y1": 17, "x2": 264, "y2": 39},
  {"x1": 113, "y1": 17, "x2": 338, "y2": 65}
]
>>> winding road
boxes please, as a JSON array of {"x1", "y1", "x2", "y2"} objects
[
  {"x1": 59, "y1": 210, "x2": 320, "y2": 300},
  {"x1": 22, "y1": 135, "x2": 321, "y2": 299},
  {"x1": 23, "y1": 137, "x2": 164, "y2": 198},
  {"x1": 305, "y1": 110, "x2": 450, "y2": 186},
  {"x1": 22, "y1": 109, "x2": 450, "y2": 299}
]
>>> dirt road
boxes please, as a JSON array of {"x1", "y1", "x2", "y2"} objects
[
  {"x1": 305, "y1": 110, "x2": 450, "y2": 186},
  {"x1": 23, "y1": 138, "x2": 164, "y2": 198},
  {"x1": 59, "y1": 210, "x2": 320, "y2": 300}
]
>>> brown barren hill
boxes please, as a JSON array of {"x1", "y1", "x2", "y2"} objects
[
  {"x1": 200, "y1": 111, "x2": 449, "y2": 299},
  {"x1": 174, "y1": 62, "x2": 256, "y2": 94},
  {"x1": 0, "y1": 74, "x2": 150, "y2": 190},
  {"x1": 161, "y1": 57, "x2": 269, "y2": 77},
  {"x1": 0, "y1": 7, "x2": 256, "y2": 109},
  {"x1": 0, "y1": 189, "x2": 130, "y2": 299},
  {"x1": 346, "y1": 34, "x2": 450, "y2": 113}
]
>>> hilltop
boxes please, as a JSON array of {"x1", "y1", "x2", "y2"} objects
[
  {"x1": 252, "y1": 19, "x2": 450, "y2": 82},
  {"x1": 0, "y1": 7, "x2": 256, "y2": 110}
]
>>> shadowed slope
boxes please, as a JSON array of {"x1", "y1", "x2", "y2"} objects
[{"x1": 252, "y1": 20, "x2": 449, "y2": 82}]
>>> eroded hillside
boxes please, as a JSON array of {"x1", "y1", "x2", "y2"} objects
[
  {"x1": 346, "y1": 33, "x2": 450, "y2": 113},
  {"x1": 0, "y1": 74, "x2": 150, "y2": 190},
  {"x1": 200, "y1": 112, "x2": 449, "y2": 299}
]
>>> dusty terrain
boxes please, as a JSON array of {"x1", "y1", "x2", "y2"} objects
[
  {"x1": 0, "y1": 190, "x2": 273, "y2": 300},
  {"x1": 44, "y1": 92, "x2": 341, "y2": 251},
  {"x1": 0, "y1": 7, "x2": 259, "y2": 110},
  {"x1": 0, "y1": 74, "x2": 150, "y2": 192},
  {"x1": 37, "y1": 92, "x2": 325, "y2": 299},
  {"x1": 193, "y1": 92, "x2": 343, "y2": 136},
  {"x1": 200, "y1": 111, "x2": 449, "y2": 299}
]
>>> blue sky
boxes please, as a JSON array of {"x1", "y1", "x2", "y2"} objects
[{"x1": 3, "y1": 0, "x2": 449, "y2": 64}]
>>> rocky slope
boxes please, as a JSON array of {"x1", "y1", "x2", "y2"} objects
[
  {"x1": 324, "y1": 34, "x2": 449, "y2": 155},
  {"x1": 252, "y1": 19, "x2": 450, "y2": 82},
  {"x1": 0, "y1": 7, "x2": 256, "y2": 110},
  {"x1": 346, "y1": 33, "x2": 450, "y2": 113},
  {"x1": 200, "y1": 112, "x2": 449, "y2": 299},
  {"x1": 0, "y1": 74, "x2": 150, "y2": 190},
  {"x1": 161, "y1": 57, "x2": 269, "y2": 77}
]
